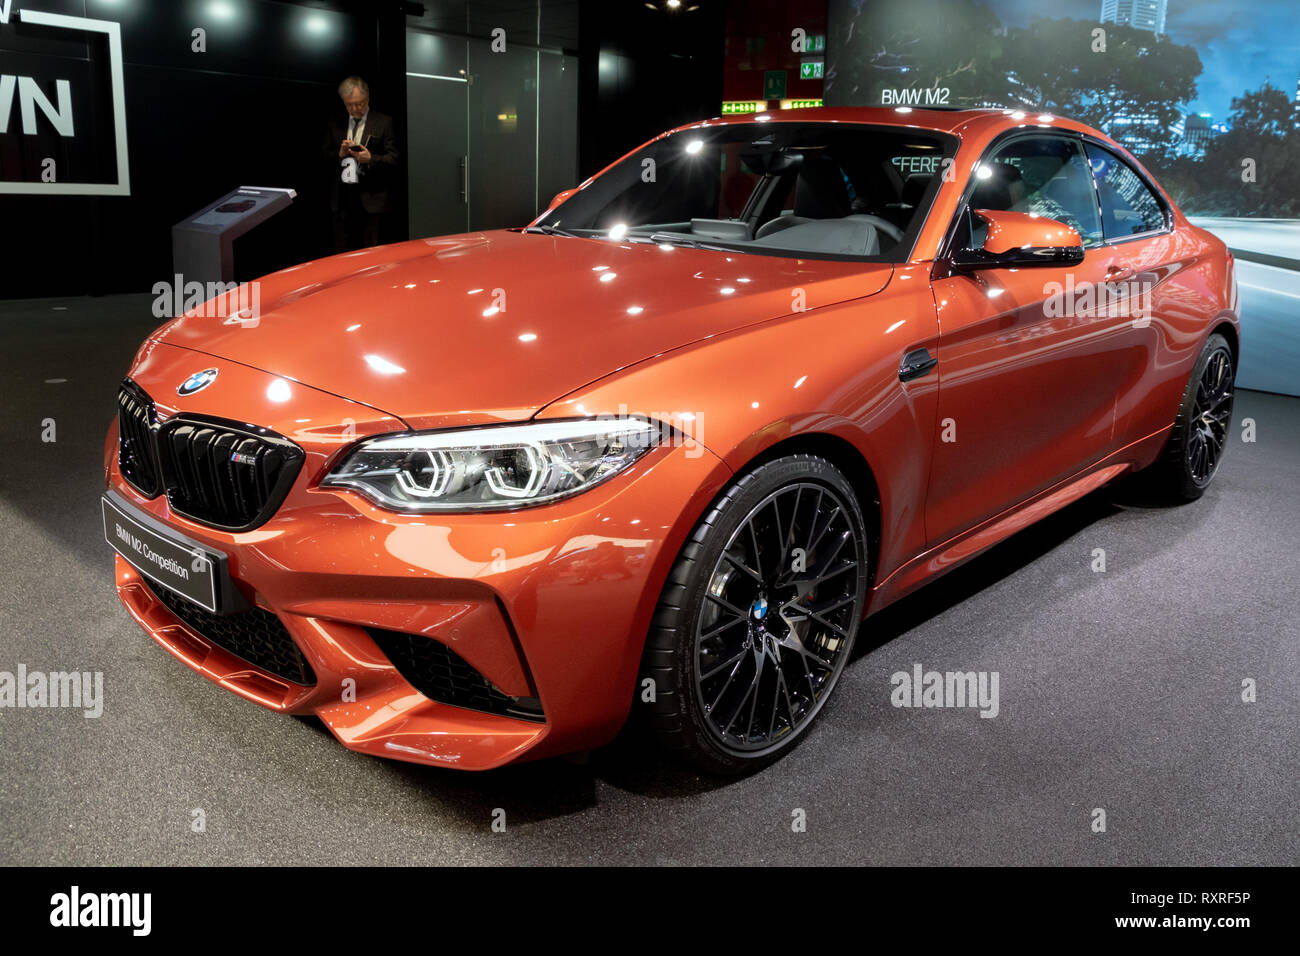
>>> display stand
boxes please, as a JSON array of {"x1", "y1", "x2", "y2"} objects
[{"x1": 171, "y1": 186, "x2": 296, "y2": 286}]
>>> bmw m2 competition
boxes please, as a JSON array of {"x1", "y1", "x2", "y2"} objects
[{"x1": 104, "y1": 107, "x2": 1239, "y2": 774}]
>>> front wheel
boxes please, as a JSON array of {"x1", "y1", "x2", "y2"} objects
[
  {"x1": 1143, "y1": 332, "x2": 1235, "y2": 501},
  {"x1": 639, "y1": 455, "x2": 869, "y2": 775}
]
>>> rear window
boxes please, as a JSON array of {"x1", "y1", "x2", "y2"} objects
[{"x1": 1084, "y1": 143, "x2": 1167, "y2": 239}]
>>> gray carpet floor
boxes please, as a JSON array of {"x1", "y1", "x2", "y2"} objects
[{"x1": 1, "y1": 294, "x2": 1296, "y2": 865}]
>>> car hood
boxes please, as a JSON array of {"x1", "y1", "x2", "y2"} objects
[{"x1": 153, "y1": 230, "x2": 893, "y2": 430}]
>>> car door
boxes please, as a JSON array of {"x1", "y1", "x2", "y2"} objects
[
  {"x1": 924, "y1": 132, "x2": 1140, "y2": 547},
  {"x1": 1081, "y1": 141, "x2": 1184, "y2": 450}
]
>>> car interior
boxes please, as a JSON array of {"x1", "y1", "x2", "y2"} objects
[{"x1": 641, "y1": 144, "x2": 935, "y2": 257}]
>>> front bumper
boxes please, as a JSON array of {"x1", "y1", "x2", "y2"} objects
[{"x1": 105, "y1": 347, "x2": 732, "y2": 769}]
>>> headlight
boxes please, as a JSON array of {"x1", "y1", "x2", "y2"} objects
[{"x1": 322, "y1": 418, "x2": 661, "y2": 512}]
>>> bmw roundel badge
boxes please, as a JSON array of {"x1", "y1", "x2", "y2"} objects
[{"x1": 177, "y1": 368, "x2": 219, "y2": 396}]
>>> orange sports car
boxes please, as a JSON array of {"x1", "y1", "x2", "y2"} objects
[{"x1": 103, "y1": 107, "x2": 1238, "y2": 774}]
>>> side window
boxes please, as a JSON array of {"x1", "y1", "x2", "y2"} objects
[
  {"x1": 1083, "y1": 143, "x2": 1166, "y2": 239},
  {"x1": 967, "y1": 135, "x2": 1103, "y2": 247}
]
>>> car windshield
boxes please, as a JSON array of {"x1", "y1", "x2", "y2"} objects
[{"x1": 534, "y1": 121, "x2": 958, "y2": 262}]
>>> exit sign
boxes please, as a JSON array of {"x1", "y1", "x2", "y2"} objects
[
  {"x1": 763, "y1": 70, "x2": 787, "y2": 100},
  {"x1": 800, "y1": 60, "x2": 824, "y2": 80}
]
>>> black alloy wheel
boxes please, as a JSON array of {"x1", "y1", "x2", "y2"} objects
[
  {"x1": 640, "y1": 455, "x2": 869, "y2": 774},
  {"x1": 1146, "y1": 332, "x2": 1236, "y2": 501},
  {"x1": 1186, "y1": 344, "x2": 1234, "y2": 485}
]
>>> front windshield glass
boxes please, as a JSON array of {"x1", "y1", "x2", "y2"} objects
[{"x1": 537, "y1": 121, "x2": 958, "y2": 262}]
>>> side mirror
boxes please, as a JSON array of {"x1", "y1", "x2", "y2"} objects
[
  {"x1": 952, "y1": 208, "x2": 1084, "y2": 270},
  {"x1": 547, "y1": 187, "x2": 578, "y2": 211}
]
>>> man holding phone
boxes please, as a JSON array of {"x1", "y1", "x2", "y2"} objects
[{"x1": 324, "y1": 76, "x2": 399, "y2": 252}]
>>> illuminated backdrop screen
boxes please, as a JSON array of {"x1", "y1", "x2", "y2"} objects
[{"x1": 826, "y1": 0, "x2": 1300, "y2": 394}]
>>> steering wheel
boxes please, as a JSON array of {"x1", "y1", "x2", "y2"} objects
[{"x1": 849, "y1": 214, "x2": 905, "y2": 243}]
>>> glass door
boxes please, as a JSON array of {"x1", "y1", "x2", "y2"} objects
[{"x1": 406, "y1": 30, "x2": 469, "y2": 238}]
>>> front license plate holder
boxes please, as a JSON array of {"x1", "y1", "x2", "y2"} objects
[{"x1": 102, "y1": 490, "x2": 245, "y2": 614}]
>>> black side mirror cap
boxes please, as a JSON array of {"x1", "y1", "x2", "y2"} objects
[{"x1": 951, "y1": 244, "x2": 1085, "y2": 271}]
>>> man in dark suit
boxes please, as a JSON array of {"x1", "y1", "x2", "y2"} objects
[{"x1": 324, "y1": 76, "x2": 399, "y2": 252}]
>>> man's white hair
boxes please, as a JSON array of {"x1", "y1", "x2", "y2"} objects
[{"x1": 338, "y1": 76, "x2": 370, "y2": 98}]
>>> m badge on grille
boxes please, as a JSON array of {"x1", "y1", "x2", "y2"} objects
[
  {"x1": 177, "y1": 368, "x2": 219, "y2": 396},
  {"x1": 230, "y1": 452, "x2": 258, "y2": 465}
]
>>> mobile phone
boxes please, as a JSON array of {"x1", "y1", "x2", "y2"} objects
[{"x1": 348, "y1": 144, "x2": 363, "y2": 151}]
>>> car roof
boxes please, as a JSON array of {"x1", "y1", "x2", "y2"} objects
[{"x1": 669, "y1": 106, "x2": 1100, "y2": 141}]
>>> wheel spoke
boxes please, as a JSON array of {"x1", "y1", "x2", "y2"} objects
[
  {"x1": 770, "y1": 492, "x2": 789, "y2": 570},
  {"x1": 817, "y1": 531, "x2": 851, "y2": 574},
  {"x1": 780, "y1": 629, "x2": 836, "y2": 672},
  {"x1": 700, "y1": 613, "x2": 745, "y2": 643},
  {"x1": 794, "y1": 558, "x2": 855, "y2": 590},
  {"x1": 809, "y1": 609, "x2": 853, "y2": 641},
  {"x1": 761, "y1": 496, "x2": 787, "y2": 580},
  {"x1": 744, "y1": 656, "x2": 764, "y2": 739},
  {"x1": 768, "y1": 663, "x2": 789, "y2": 740},
  {"x1": 705, "y1": 591, "x2": 750, "y2": 622},
  {"x1": 723, "y1": 661, "x2": 762, "y2": 737},
  {"x1": 702, "y1": 648, "x2": 747, "y2": 680},
  {"x1": 808, "y1": 593, "x2": 856, "y2": 617},
  {"x1": 708, "y1": 653, "x2": 748, "y2": 714},
  {"x1": 782, "y1": 486, "x2": 803, "y2": 570},
  {"x1": 777, "y1": 662, "x2": 798, "y2": 730},
  {"x1": 747, "y1": 520, "x2": 765, "y2": 581},
  {"x1": 804, "y1": 500, "x2": 840, "y2": 560},
  {"x1": 721, "y1": 550, "x2": 762, "y2": 583}
]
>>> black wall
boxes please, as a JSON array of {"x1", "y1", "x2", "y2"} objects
[
  {"x1": 1, "y1": 0, "x2": 730, "y2": 298},
  {"x1": 577, "y1": 0, "x2": 724, "y2": 179},
  {"x1": 0, "y1": 0, "x2": 408, "y2": 298}
]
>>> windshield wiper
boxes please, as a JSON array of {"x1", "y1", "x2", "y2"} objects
[
  {"x1": 525, "y1": 224, "x2": 581, "y2": 238},
  {"x1": 649, "y1": 234, "x2": 744, "y2": 253}
]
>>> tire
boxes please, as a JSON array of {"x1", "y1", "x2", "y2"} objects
[
  {"x1": 1142, "y1": 332, "x2": 1235, "y2": 501},
  {"x1": 639, "y1": 455, "x2": 870, "y2": 775}
]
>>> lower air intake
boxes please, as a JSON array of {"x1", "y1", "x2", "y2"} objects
[
  {"x1": 367, "y1": 628, "x2": 544, "y2": 722},
  {"x1": 144, "y1": 579, "x2": 317, "y2": 686}
]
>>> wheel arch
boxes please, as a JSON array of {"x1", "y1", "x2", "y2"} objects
[
  {"x1": 725, "y1": 431, "x2": 884, "y2": 593},
  {"x1": 1210, "y1": 317, "x2": 1239, "y2": 367}
]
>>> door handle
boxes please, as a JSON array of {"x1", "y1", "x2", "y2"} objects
[
  {"x1": 1105, "y1": 265, "x2": 1135, "y2": 282},
  {"x1": 899, "y1": 348, "x2": 938, "y2": 382}
]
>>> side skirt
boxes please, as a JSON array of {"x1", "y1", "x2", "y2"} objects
[{"x1": 865, "y1": 426, "x2": 1171, "y2": 615}]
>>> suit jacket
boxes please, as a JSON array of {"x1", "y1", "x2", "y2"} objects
[{"x1": 324, "y1": 110, "x2": 400, "y2": 215}]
